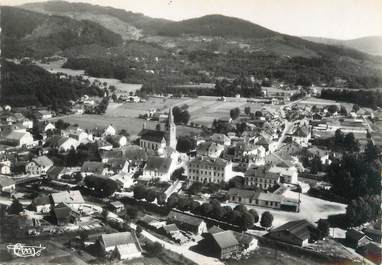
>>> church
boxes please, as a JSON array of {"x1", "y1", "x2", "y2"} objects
[{"x1": 138, "y1": 107, "x2": 177, "y2": 156}]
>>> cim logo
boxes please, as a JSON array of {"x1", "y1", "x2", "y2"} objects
[{"x1": 7, "y1": 243, "x2": 46, "y2": 258}]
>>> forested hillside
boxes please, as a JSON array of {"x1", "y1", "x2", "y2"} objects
[{"x1": 1, "y1": 60, "x2": 103, "y2": 107}]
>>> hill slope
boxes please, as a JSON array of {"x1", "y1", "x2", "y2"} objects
[
  {"x1": 1, "y1": 6, "x2": 123, "y2": 57},
  {"x1": 302, "y1": 36, "x2": 382, "y2": 55},
  {"x1": 2, "y1": 1, "x2": 381, "y2": 91},
  {"x1": 155, "y1": 14, "x2": 277, "y2": 38},
  {"x1": 21, "y1": 1, "x2": 170, "y2": 39}
]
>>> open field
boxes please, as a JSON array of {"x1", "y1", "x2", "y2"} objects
[
  {"x1": 107, "y1": 96, "x2": 276, "y2": 127},
  {"x1": 50, "y1": 114, "x2": 201, "y2": 138},
  {"x1": 297, "y1": 97, "x2": 373, "y2": 113}
]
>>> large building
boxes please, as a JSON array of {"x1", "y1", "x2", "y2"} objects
[
  {"x1": 227, "y1": 188, "x2": 300, "y2": 212},
  {"x1": 244, "y1": 166, "x2": 280, "y2": 189},
  {"x1": 188, "y1": 156, "x2": 233, "y2": 183},
  {"x1": 264, "y1": 219, "x2": 316, "y2": 246},
  {"x1": 138, "y1": 107, "x2": 176, "y2": 155}
]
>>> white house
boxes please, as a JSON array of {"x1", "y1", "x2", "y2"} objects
[
  {"x1": 210, "y1": 133, "x2": 231, "y2": 146},
  {"x1": 38, "y1": 110, "x2": 53, "y2": 120},
  {"x1": 197, "y1": 142, "x2": 224, "y2": 158},
  {"x1": 99, "y1": 232, "x2": 142, "y2": 260},
  {"x1": 44, "y1": 122, "x2": 56, "y2": 132},
  {"x1": 0, "y1": 175, "x2": 16, "y2": 193},
  {"x1": 0, "y1": 155, "x2": 11, "y2": 175},
  {"x1": 26, "y1": 156, "x2": 54, "y2": 176},
  {"x1": 141, "y1": 156, "x2": 174, "y2": 181},
  {"x1": 103, "y1": 125, "x2": 116, "y2": 137},
  {"x1": 57, "y1": 137, "x2": 80, "y2": 152},
  {"x1": 268, "y1": 164, "x2": 298, "y2": 184},
  {"x1": 4, "y1": 131, "x2": 34, "y2": 147}
]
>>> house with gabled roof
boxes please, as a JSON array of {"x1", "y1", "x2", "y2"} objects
[
  {"x1": 2, "y1": 131, "x2": 34, "y2": 148},
  {"x1": 52, "y1": 203, "x2": 81, "y2": 226},
  {"x1": 346, "y1": 229, "x2": 372, "y2": 248},
  {"x1": 210, "y1": 133, "x2": 231, "y2": 146},
  {"x1": 25, "y1": 155, "x2": 53, "y2": 176},
  {"x1": 99, "y1": 231, "x2": 142, "y2": 260},
  {"x1": 141, "y1": 156, "x2": 173, "y2": 181},
  {"x1": 50, "y1": 190, "x2": 84, "y2": 207},
  {"x1": 197, "y1": 141, "x2": 224, "y2": 158},
  {"x1": 0, "y1": 175, "x2": 15, "y2": 193},
  {"x1": 265, "y1": 219, "x2": 316, "y2": 246},
  {"x1": 205, "y1": 230, "x2": 240, "y2": 259},
  {"x1": 81, "y1": 161, "x2": 105, "y2": 176},
  {"x1": 167, "y1": 210, "x2": 207, "y2": 235}
]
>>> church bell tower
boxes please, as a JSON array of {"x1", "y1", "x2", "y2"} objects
[{"x1": 168, "y1": 107, "x2": 177, "y2": 149}]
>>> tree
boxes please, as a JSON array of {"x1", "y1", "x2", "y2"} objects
[
  {"x1": 156, "y1": 192, "x2": 166, "y2": 205},
  {"x1": 244, "y1": 107, "x2": 251, "y2": 115},
  {"x1": 249, "y1": 209, "x2": 259, "y2": 223},
  {"x1": 119, "y1": 129, "x2": 129, "y2": 137},
  {"x1": 171, "y1": 167, "x2": 186, "y2": 181},
  {"x1": 188, "y1": 182, "x2": 203, "y2": 195},
  {"x1": 254, "y1": 111, "x2": 263, "y2": 118},
  {"x1": 311, "y1": 105, "x2": 319, "y2": 113},
  {"x1": 317, "y1": 219, "x2": 329, "y2": 239},
  {"x1": 199, "y1": 202, "x2": 214, "y2": 216},
  {"x1": 145, "y1": 190, "x2": 156, "y2": 203},
  {"x1": 136, "y1": 225, "x2": 142, "y2": 237},
  {"x1": 327, "y1": 105, "x2": 338, "y2": 114},
  {"x1": 7, "y1": 199, "x2": 23, "y2": 215},
  {"x1": 103, "y1": 179, "x2": 118, "y2": 197},
  {"x1": 352, "y1": 104, "x2": 360, "y2": 113},
  {"x1": 260, "y1": 211, "x2": 273, "y2": 228},
  {"x1": 339, "y1": 105, "x2": 348, "y2": 116},
  {"x1": 344, "y1": 133, "x2": 358, "y2": 151},
  {"x1": 311, "y1": 155, "x2": 323, "y2": 174},
  {"x1": 365, "y1": 140, "x2": 380, "y2": 161},
  {"x1": 334, "y1": 129, "x2": 344, "y2": 147},
  {"x1": 180, "y1": 110, "x2": 191, "y2": 124},
  {"x1": 145, "y1": 242, "x2": 163, "y2": 256},
  {"x1": 133, "y1": 185, "x2": 146, "y2": 200},
  {"x1": 230, "y1": 107, "x2": 240, "y2": 120},
  {"x1": 240, "y1": 211, "x2": 255, "y2": 230},
  {"x1": 227, "y1": 176, "x2": 244, "y2": 189},
  {"x1": 166, "y1": 193, "x2": 179, "y2": 209},
  {"x1": 176, "y1": 136, "x2": 196, "y2": 153},
  {"x1": 55, "y1": 119, "x2": 69, "y2": 131}
]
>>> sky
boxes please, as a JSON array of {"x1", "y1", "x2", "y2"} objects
[{"x1": 3, "y1": 0, "x2": 382, "y2": 40}]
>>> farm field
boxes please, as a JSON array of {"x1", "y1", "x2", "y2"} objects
[
  {"x1": 50, "y1": 114, "x2": 201, "y2": 138},
  {"x1": 107, "y1": 96, "x2": 276, "y2": 127},
  {"x1": 51, "y1": 96, "x2": 279, "y2": 136}
]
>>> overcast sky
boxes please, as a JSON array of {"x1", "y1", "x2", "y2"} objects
[{"x1": 3, "y1": 0, "x2": 382, "y2": 40}]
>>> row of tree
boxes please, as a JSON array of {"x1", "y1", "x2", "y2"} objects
[{"x1": 320, "y1": 89, "x2": 382, "y2": 109}]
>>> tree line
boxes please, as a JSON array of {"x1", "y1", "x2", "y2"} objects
[{"x1": 320, "y1": 89, "x2": 382, "y2": 109}]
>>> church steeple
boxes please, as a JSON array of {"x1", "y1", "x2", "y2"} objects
[{"x1": 168, "y1": 107, "x2": 177, "y2": 149}]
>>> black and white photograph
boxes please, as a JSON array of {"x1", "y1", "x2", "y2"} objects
[{"x1": 0, "y1": 0, "x2": 381, "y2": 264}]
